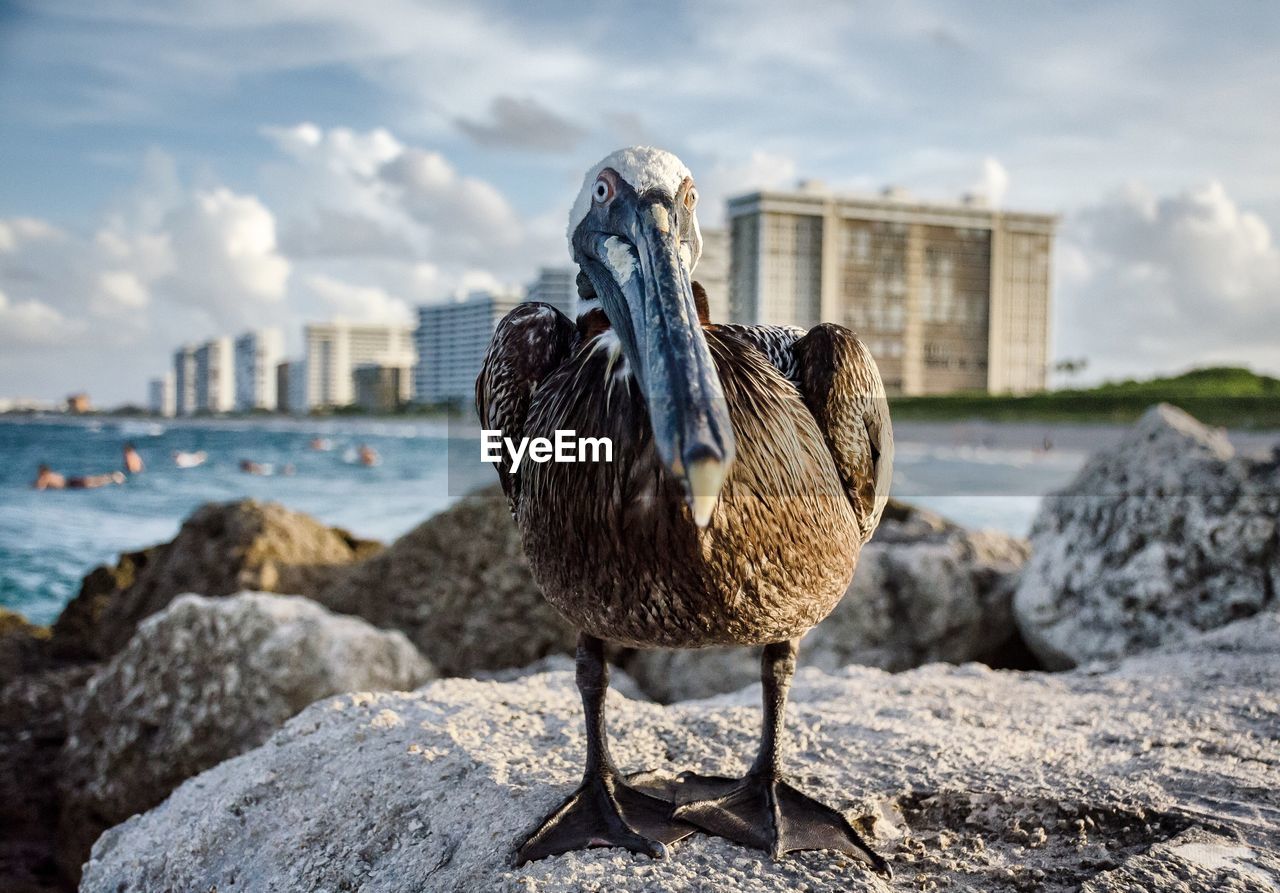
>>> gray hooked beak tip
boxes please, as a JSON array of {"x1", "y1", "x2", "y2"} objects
[{"x1": 684, "y1": 447, "x2": 727, "y2": 528}]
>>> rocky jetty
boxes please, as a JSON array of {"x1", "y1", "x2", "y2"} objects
[
  {"x1": 81, "y1": 614, "x2": 1280, "y2": 892},
  {"x1": 55, "y1": 592, "x2": 433, "y2": 883},
  {"x1": 316, "y1": 490, "x2": 578, "y2": 676},
  {"x1": 0, "y1": 607, "x2": 50, "y2": 678},
  {"x1": 50, "y1": 499, "x2": 381, "y2": 661},
  {"x1": 0, "y1": 665, "x2": 93, "y2": 893},
  {"x1": 318, "y1": 492, "x2": 1028, "y2": 690},
  {"x1": 4, "y1": 405, "x2": 1277, "y2": 892},
  {"x1": 1015, "y1": 404, "x2": 1280, "y2": 668},
  {"x1": 4, "y1": 502, "x2": 385, "y2": 891},
  {"x1": 624, "y1": 501, "x2": 1030, "y2": 702}
]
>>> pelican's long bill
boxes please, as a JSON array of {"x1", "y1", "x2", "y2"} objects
[{"x1": 572, "y1": 175, "x2": 736, "y2": 527}]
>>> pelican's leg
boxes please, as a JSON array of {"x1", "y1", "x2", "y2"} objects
[
  {"x1": 671, "y1": 639, "x2": 891, "y2": 877},
  {"x1": 517, "y1": 633, "x2": 693, "y2": 865}
]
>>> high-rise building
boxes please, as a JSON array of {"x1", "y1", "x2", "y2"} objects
[
  {"x1": 727, "y1": 187, "x2": 1057, "y2": 395},
  {"x1": 276, "y1": 360, "x2": 306, "y2": 415},
  {"x1": 173, "y1": 344, "x2": 197, "y2": 416},
  {"x1": 234, "y1": 329, "x2": 283, "y2": 412},
  {"x1": 303, "y1": 322, "x2": 415, "y2": 410},
  {"x1": 194, "y1": 337, "x2": 234, "y2": 413},
  {"x1": 148, "y1": 372, "x2": 175, "y2": 417},
  {"x1": 414, "y1": 289, "x2": 524, "y2": 405},
  {"x1": 525, "y1": 267, "x2": 577, "y2": 317},
  {"x1": 353, "y1": 363, "x2": 411, "y2": 413},
  {"x1": 696, "y1": 227, "x2": 729, "y2": 322}
]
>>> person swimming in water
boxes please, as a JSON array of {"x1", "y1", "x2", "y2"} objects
[
  {"x1": 172, "y1": 450, "x2": 207, "y2": 468},
  {"x1": 122, "y1": 443, "x2": 144, "y2": 474},
  {"x1": 239, "y1": 459, "x2": 294, "y2": 476},
  {"x1": 33, "y1": 464, "x2": 125, "y2": 490}
]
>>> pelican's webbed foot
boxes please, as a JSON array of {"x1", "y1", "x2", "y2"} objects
[
  {"x1": 517, "y1": 634, "x2": 693, "y2": 865},
  {"x1": 517, "y1": 770, "x2": 692, "y2": 864},
  {"x1": 671, "y1": 771, "x2": 890, "y2": 875},
  {"x1": 669, "y1": 640, "x2": 892, "y2": 877}
]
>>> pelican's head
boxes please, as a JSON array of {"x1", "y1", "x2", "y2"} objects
[{"x1": 568, "y1": 146, "x2": 734, "y2": 527}]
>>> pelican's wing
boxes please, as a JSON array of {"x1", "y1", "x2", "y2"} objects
[
  {"x1": 716, "y1": 324, "x2": 807, "y2": 385},
  {"x1": 476, "y1": 302, "x2": 577, "y2": 514},
  {"x1": 719, "y1": 322, "x2": 894, "y2": 543}
]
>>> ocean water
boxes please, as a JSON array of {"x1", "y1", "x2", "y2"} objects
[
  {"x1": 0, "y1": 417, "x2": 477, "y2": 625},
  {"x1": 0, "y1": 416, "x2": 1092, "y2": 626}
]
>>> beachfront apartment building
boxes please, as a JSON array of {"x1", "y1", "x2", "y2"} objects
[
  {"x1": 194, "y1": 337, "x2": 234, "y2": 414},
  {"x1": 233, "y1": 328, "x2": 283, "y2": 412},
  {"x1": 727, "y1": 185, "x2": 1057, "y2": 395},
  {"x1": 303, "y1": 322, "x2": 416, "y2": 411},
  {"x1": 172, "y1": 344, "x2": 198, "y2": 416},
  {"x1": 354, "y1": 363, "x2": 412, "y2": 413},
  {"x1": 275, "y1": 360, "x2": 307, "y2": 415},
  {"x1": 148, "y1": 372, "x2": 175, "y2": 417},
  {"x1": 696, "y1": 227, "x2": 729, "y2": 323},
  {"x1": 525, "y1": 266, "x2": 577, "y2": 317},
  {"x1": 414, "y1": 288, "x2": 524, "y2": 405}
]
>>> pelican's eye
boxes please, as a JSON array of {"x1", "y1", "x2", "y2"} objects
[
  {"x1": 593, "y1": 176, "x2": 615, "y2": 204},
  {"x1": 684, "y1": 187, "x2": 698, "y2": 212}
]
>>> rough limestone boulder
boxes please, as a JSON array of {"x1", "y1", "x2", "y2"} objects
[
  {"x1": 0, "y1": 665, "x2": 94, "y2": 893},
  {"x1": 1015, "y1": 403, "x2": 1280, "y2": 669},
  {"x1": 624, "y1": 500, "x2": 1030, "y2": 702},
  {"x1": 51, "y1": 500, "x2": 382, "y2": 661},
  {"x1": 57, "y1": 592, "x2": 433, "y2": 884},
  {"x1": 477, "y1": 654, "x2": 651, "y2": 703},
  {"x1": 82, "y1": 613, "x2": 1280, "y2": 892},
  {"x1": 316, "y1": 487, "x2": 577, "y2": 676},
  {"x1": 0, "y1": 607, "x2": 50, "y2": 678}
]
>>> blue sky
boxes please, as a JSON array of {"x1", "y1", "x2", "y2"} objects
[{"x1": 2, "y1": 0, "x2": 1279, "y2": 404}]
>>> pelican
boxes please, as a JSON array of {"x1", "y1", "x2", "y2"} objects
[{"x1": 477, "y1": 146, "x2": 893, "y2": 876}]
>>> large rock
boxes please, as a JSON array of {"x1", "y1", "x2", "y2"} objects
[
  {"x1": 1, "y1": 612, "x2": 80, "y2": 892},
  {"x1": 81, "y1": 613, "x2": 1280, "y2": 892},
  {"x1": 57, "y1": 592, "x2": 433, "y2": 884},
  {"x1": 477, "y1": 654, "x2": 651, "y2": 703},
  {"x1": 624, "y1": 500, "x2": 1030, "y2": 702},
  {"x1": 316, "y1": 488, "x2": 578, "y2": 676},
  {"x1": 1015, "y1": 404, "x2": 1280, "y2": 669},
  {"x1": 0, "y1": 666, "x2": 93, "y2": 893},
  {"x1": 0, "y1": 607, "x2": 50, "y2": 678},
  {"x1": 51, "y1": 500, "x2": 382, "y2": 661}
]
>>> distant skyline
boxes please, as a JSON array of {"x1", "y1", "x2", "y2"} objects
[{"x1": 2, "y1": 1, "x2": 1279, "y2": 404}]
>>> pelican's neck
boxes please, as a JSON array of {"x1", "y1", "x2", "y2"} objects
[
  {"x1": 575, "y1": 293, "x2": 601, "y2": 321},
  {"x1": 576, "y1": 305, "x2": 611, "y2": 343}
]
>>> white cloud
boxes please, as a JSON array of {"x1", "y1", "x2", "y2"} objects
[
  {"x1": 262, "y1": 124, "x2": 420, "y2": 261},
  {"x1": 0, "y1": 126, "x2": 568, "y2": 401},
  {"x1": 1057, "y1": 180, "x2": 1280, "y2": 380},
  {"x1": 159, "y1": 188, "x2": 290, "y2": 325},
  {"x1": 0, "y1": 214, "x2": 153, "y2": 340},
  {"x1": 91, "y1": 270, "x2": 149, "y2": 315},
  {"x1": 0, "y1": 217, "x2": 64, "y2": 251},
  {"x1": 0, "y1": 179, "x2": 290, "y2": 356},
  {"x1": 970, "y1": 157, "x2": 1009, "y2": 207},
  {"x1": 381, "y1": 147, "x2": 524, "y2": 252},
  {"x1": 262, "y1": 122, "x2": 558, "y2": 281},
  {"x1": 0, "y1": 288, "x2": 85, "y2": 346},
  {"x1": 455, "y1": 95, "x2": 585, "y2": 152},
  {"x1": 695, "y1": 150, "x2": 799, "y2": 226},
  {"x1": 301, "y1": 273, "x2": 413, "y2": 325},
  {"x1": 5, "y1": 1, "x2": 1280, "y2": 403}
]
